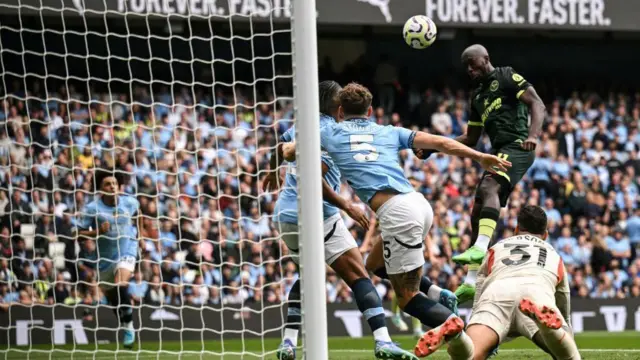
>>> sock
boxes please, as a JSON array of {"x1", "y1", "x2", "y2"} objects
[
  {"x1": 402, "y1": 293, "x2": 452, "y2": 329},
  {"x1": 391, "y1": 292, "x2": 401, "y2": 316},
  {"x1": 475, "y1": 207, "x2": 500, "y2": 252},
  {"x1": 412, "y1": 317, "x2": 422, "y2": 333},
  {"x1": 283, "y1": 328, "x2": 299, "y2": 346},
  {"x1": 447, "y1": 331, "x2": 474, "y2": 360},
  {"x1": 117, "y1": 286, "x2": 133, "y2": 329},
  {"x1": 422, "y1": 277, "x2": 444, "y2": 302},
  {"x1": 106, "y1": 288, "x2": 120, "y2": 317},
  {"x1": 351, "y1": 278, "x2": 390, "y2": 342},
  {"x1": 537, "y1": 326, "x2": 581, "y2": 360},
  {"x1": 372, "y1": 328, "x2": 391, "y2": 343},
  {"x1": 464, "y1": 264, "x2": 480, "y2": 287},
  {"x1": 284, "y1": 280, "x2": 301, "y2": 345}
]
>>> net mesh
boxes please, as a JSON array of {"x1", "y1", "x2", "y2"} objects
[{"x1": 0, "y1": 2, "x2": 298, "y2": 357}]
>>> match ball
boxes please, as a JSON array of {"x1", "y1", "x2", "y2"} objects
[{"x1": 403, "y1": 15, "x2": 437, "y2": 49}]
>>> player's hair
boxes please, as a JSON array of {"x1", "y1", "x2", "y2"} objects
[
  {"x1": 517, "y1": 205, "x2": 548, "y2": 236},
  {"x1": 338, "y1": 82, "x2": 373, "y2": 117},
  {"x1": 319, "y1": 80, "x2": 342, "y2": 116},
  {"x1": 93, "y1": 168, "x2": 116, "y2": 191}
]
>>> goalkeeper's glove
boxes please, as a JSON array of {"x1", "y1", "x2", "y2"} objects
[{"x1": 412, "y1": 148, "x2": 439, "y2": 160}]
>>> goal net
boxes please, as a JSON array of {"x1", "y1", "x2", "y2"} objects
[{"x1": 0, "y1": 0, "x2": 324, "y2": 357}]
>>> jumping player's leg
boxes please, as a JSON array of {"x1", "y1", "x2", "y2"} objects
[
  {"x1": 378, "y1": 193, "x2": 472, "y2": 358},
  {"x1": 331, "y1": 248, "x2": 391, "y2": 342},
  {"x1": 276, "y1": 223, "x2": 302, "y2": 360},
  {"x1": 331, "y1": 248, "x2": 417, "y2": 360},
  {"x1": 519, "y1": 298, "x2": 581, "y2": 360},
  {"x1": 388, "y1": 267, "x2": 471, "y2": 358},
  {"x1": 101, "y1": 257, "x2": 136, "y2": 348},
  {"x1": 453, "y1": 177, "x2": 502, "y2": 304},
  {"x1": 366, "y1": 235, "x2": 458, "y2": 314}
]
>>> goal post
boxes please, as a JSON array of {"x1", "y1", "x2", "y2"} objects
[
  {"x1": 291, "y1": 1, "x2": 328, "y2": 360},
  {"x1": 0, "y1": 0, "x2": 327, "y2": 358}
]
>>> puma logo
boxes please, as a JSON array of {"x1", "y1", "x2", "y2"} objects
[{"x1": 357, "y1": 0, "x2": 392, "y2": 23}]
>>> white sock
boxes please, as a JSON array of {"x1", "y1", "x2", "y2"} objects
[
  {"x1": 474, "y1": 234, "x2": 491, "y2": 252},
  {"x1": 448, "y1": 331, "x2": 474, "y2": 360},
  {"x1": 373, "y1": 327, "x2": 392, "y2": 342},
  {"x1": 464, "y1": 265, "x2": 480, "y2": 287},
  {"x1": 124, "y1": 321, "x2": 134, "y2": 331},
  {"x1": 427, "y1": 285, "x2": 443, "y2": 301},
  {"x1": 284, "y1": 328, "x2": 299, "y2": 345}
]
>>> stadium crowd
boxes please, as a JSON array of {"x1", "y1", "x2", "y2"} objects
[{"x1": 0, "y1": 75, "x2": 639, "y2": 310}]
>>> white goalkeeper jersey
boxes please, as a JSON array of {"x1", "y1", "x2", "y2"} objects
[{"x1": 478, "y1": 234, "x2": 567, "y2": 292}]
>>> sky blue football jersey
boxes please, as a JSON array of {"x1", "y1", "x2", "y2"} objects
[
  {"x1": 274, "y1": 114, "x2": 341, "y2": 224},
  {"x1": 78, "y1": 195, "x2": 140, "y2": 271},
  {"x1": 320, "y1": 118, "x2": 416, "y2": 203}
]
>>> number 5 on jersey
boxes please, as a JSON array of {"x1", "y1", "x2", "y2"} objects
[{"x1": 350, "y1": 135, "x2": 379, "y2": 162}]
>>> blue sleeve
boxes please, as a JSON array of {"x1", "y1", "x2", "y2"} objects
[
  {"x1": 280, "y1": 126, "x2": 295, "y2": 143},
  {"x1": 321, "y1": 151, "x2": 335, "y2": 169},
  {"x1": 395, "y1": 127, "x2": 417, "y2": 150},
  {"x1": 128, "y1": 196, "x2": 140, "y2": 216},
  {"x1": 319, "y1": 125, "x2": 332, "y2": 151},
  {"x1": 77, "y1": 205, "x2": 96, "y2": 230}
]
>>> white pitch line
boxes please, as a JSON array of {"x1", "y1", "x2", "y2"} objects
[
  {"x1": 3, "y1": 349, "x2": 639, "y2": 359},
  {"x1": 330, "y1": 349, "x2": 640, "y2": 353}
]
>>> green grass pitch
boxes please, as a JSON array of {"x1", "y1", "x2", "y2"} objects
[{"x1": 3, "y1": 332, "x2": 639, "y2": 359}]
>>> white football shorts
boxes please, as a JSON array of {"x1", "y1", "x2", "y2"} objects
[
  {"x1": 276, "y1": 212, "x2": 357, "y2": 265},
  {"x1": 97, "y1": 256, "x2": 136, "y2": 289},
  {"x1": 375, "y1": 191, "x2": 432, "y2": 275}
]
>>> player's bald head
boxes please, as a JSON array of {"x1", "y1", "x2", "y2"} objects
[
  {"x1": 461, "y1": 44, "x2": 492, "y2": 80},
  {"x1": 461, "y1": 44, "x2": 489, "y2": 61}
]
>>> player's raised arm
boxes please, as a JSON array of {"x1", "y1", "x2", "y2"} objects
[
  {"x1": 412, "y1": 131, "x2": 512, "y2": 173},
  {"x1": 263, "y1": 132, "x2": 290, "y2": 192}
]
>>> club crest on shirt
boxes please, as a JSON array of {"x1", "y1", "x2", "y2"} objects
[{"x1": 490, "y1": 80, "x2": 499, "y2": 92}]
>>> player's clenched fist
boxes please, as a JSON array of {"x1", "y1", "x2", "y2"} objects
[
  {"x1": 99, "y1": 221, "x2": 110, "y2": 234},
  {"x1": 413, "y1": 148, "x2": 439, "y2": 160}
]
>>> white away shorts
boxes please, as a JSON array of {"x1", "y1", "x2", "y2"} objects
[
  {"x1": 376, "y1": 192, "x2": 433, "y2": 275},
  {"x1": 276, "y1": 213, "x2": 358, "y2": 265},
  {"x1": 97, "y1": 256, "x2": 136, "y2": 289}
]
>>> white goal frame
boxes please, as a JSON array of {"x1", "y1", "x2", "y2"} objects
[{"x1": 291, "y1": 1, "x2": 328, "y2": 359}]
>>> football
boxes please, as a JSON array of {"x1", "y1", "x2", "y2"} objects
[{"x1": 403, "y1": 15, "x2": 438, "y2": 49}]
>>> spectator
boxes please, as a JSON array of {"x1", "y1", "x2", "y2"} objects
[
  {"x1": 607, "y1": 227, "x2": 632, "y2": 267},
  {"x1": 431, "y1": 102, "x2": 452, "y2": 136},
  {"x1": 47, "y1": 273, "x2": 69, "y2": 304}
]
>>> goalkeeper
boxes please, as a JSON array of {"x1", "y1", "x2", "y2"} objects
[
  {"x1": 76, "y1": 169, "x2": 140, "y2": 348},
  {"x1": 264, "y1": 80, "x2": 417, "y2": 360}
]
